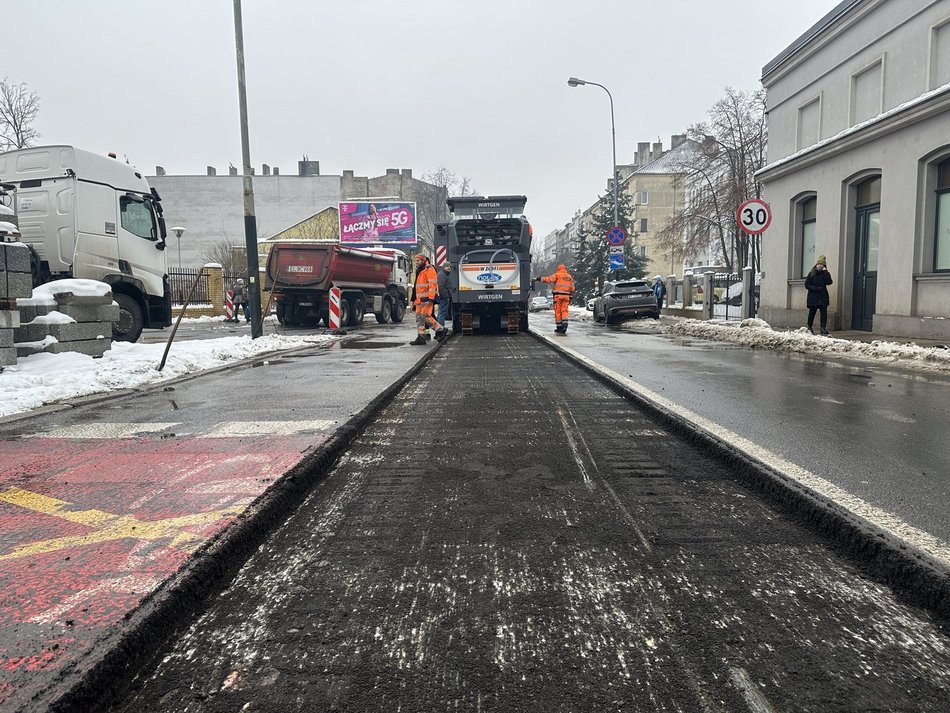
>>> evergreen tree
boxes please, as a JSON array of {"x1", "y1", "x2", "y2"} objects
[{"x1": 571, "y1": 189, "x2": 646, "y2": 302}]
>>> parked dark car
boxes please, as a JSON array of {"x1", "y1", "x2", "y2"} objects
[{"x1": 592, "y1": 280, "x2": 659, "y2": 324}]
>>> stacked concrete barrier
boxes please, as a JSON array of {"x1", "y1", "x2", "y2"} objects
[
  {"x1": 15, "y1": 281, "x2": 117, "y2": 359},
  {"x1": 0, "y1": 242, "x2": 32, "y2": 366}
]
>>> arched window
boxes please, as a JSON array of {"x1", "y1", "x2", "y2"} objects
[
  {"x1": 800, "y1": 197, "x2": 817, "y2": 277},
  {"x1": 935, "y1": 158, "x2": 950, "y2": 271}
]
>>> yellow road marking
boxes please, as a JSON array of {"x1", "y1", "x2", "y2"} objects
[{"x1": 0, "y1": 487, "x2": 243, "y2": 561}]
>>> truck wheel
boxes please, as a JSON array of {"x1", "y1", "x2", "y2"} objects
[
  {"x1": 336, "y1": 299, "x2": 350, "y2": 328},
  {"x1": 347, "y1": 298, "x2": 365, "y2": 326},
  {"x1": 113, "y1": 293, "x2": 144, "y2": 342},
  {"x1": 391, "y1": 300, "x2": 406, "y2": 323},
  {"x1": 375, "y1": 298, "x2": 393, "y2": 324}
]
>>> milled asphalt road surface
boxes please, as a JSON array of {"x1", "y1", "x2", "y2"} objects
[{"x1": 111, "y1": 334, "x2": 950, "y2": 713}]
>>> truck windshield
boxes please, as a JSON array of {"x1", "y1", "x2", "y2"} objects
[{"x1": 120, "y1": 195, "x2": 158, "y2": 240}]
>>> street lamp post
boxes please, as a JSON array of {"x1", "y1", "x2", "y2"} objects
[
  {"x1": 170, "y1": 226, "x2": 187, "y2": 271},
  {"x1": 568, "y1": 76, "x2": 619, "y2": 229}
]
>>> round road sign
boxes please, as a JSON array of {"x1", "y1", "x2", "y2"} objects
[
  {"x1": 606, "y1": 226, "x2": 626, "y2": 245},
  {"x1": 736, "y1": 199, "x2": 772, "y2": 235}
]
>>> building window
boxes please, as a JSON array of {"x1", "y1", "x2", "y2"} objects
[
  {"x1": 640, "y1": 191, "x2": 649, "y2": 205},
  {"x1": 640, "y1": 218, "x2": 648, "y2": 233},
  {"x1": 936, "y1": 158, "x2": 950, "y2": 271},
  {"x1": 857, "y1": 176, "x2": 882, "y2": 206},
  {"x1": 800, "y1": 197, "x2": 817, "y2": 277}
]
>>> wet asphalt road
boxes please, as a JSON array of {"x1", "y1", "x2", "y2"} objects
[
  {"x1": 111, "y1": 335, "x2": 950, "y2": 713},
  {"x1": 530, "y1": 312, "x2": 950, "y2": 545}
]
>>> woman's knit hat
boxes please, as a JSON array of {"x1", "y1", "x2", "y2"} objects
[{"x1": 816, "y1": 255, "x2": 827, "y2": 266}]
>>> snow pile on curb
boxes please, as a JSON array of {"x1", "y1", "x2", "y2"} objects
[
  {"x1": 664, "y1": 317, "x2": 950, "y2": 372},
  {"x1": 0, "y1": 333, "x2": 339, "y2": 418}
]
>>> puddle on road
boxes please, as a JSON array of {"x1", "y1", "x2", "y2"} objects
[
  {"x1": 250, "y1": 358, "x2": 290, "y2": 368},
  {"x1": 337, "y1": 341, "x2": 401, "y2": 350}
]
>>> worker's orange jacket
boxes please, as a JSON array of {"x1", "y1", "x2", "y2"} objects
[
  {"x1": 540, "y1": 266, "x2": 575, "y2": 296},
  {"x1": 414, "y1": 263, "x2": 438, "y2": 305}
]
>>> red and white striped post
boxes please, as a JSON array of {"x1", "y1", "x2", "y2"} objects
[
  {"x1": 328, "y1": 286, "x2": 342, "y2": 329},
  {"x1": 225, "y1": 290, "x2": 235, "y2": 321},
  {"x1": 435, "y1": 244, "x2": 447, "y2": 266}
]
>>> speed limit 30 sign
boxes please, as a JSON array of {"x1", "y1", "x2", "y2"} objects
[{"x1": 737, "y1": 198, "x2": 772, "y2": 235}]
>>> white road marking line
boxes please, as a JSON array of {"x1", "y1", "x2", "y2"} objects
[
  {"x1": 554, "y1": 403, "x2": 653, "y2": 551},
  {"x1": 27, "y1": 423, "x2": 180, "y2": 439},
  {"x1": 200, "y1": 420, "x2": 336, "y2": 437},
  {"x1": 599, "y1": 479, "x2": 653, "y2": 553},
  {"x1": 556, "y1": 407, "x2": 594, "y2": 489},
  {"x1": 540, "y1": 333, "x2": 950, "y2": 570},
  {"x1": 729, "y1": 667, "x2": 778, "y2": 713}
]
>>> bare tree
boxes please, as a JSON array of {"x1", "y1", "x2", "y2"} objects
[
  {"x1": 0, "y1": 78, "x2": 40, "y2": 150},
  {"x1": 655, "y1": 87, "x2": 767, "y2": 272},
  {"x1": 416, "y1": 166, "x2": 477, "y2": 252},
  {"x1": 203, "y1": 238, "x2": 245, "y2": 274}
]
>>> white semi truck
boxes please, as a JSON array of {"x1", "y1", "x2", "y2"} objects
[{"x1": 0, "y1": 145, "x2": 172, "y2": 341}]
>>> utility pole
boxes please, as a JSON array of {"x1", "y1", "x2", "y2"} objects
[{"x1": 233, "y1": 0, "x2": 262, "y2": 338}]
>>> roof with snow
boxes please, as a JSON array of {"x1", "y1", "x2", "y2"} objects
[{"x1": 626, "y1": 139, "x2": 703, "y2": 177}]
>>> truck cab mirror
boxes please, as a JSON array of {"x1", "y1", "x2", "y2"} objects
[{"x1": 157, "y1": 215, "x2": 167, "y2": 241}]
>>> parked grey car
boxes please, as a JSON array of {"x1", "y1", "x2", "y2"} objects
[{"x1": 592, "y1": 280, "x2": 659, "y2": 324}]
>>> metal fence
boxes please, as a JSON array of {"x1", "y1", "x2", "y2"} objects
[
  {"x1": 667, "y1": 272, "x2": 761, "y2": 321},
  {"x1": 169, "y1": 269, "x2": 241, "y2": 306}
]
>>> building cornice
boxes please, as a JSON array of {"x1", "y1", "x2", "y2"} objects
[{"x1": 757, "y1": 85, "x2": 950, "y2": 182}]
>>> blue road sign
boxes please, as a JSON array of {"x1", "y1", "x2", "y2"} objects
[
  {"x1": 609, "y1": 252, "x2": 625, "y2": 270},
  {"x1": 606, "y1": 226, "x2": 627, "y2": 246}
]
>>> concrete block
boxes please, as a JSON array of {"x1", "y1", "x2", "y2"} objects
[
  {"x1": 51, "y1": 290, "x2": 113, "y2": 306},
  {"x1": 0, "y1": 310, "x2": 19, "y2": 329},
  {"x1": 14, "y1": 343, "x2": 45, "y2": 358},
  {"x1": 0, "y1": 346, "x2": 16, "y2": 366},
  {"x1": 0, "y1": 272, "x2": 34, "y2": 300},
  {"x1": 13, "y1": 321, "x2": 48, "y2": 343},
  {"x1": 44, "y1": 338, "x2": 111, "y2": 358},
  {"x1": 0, "y1": 329, "x2": 12, "y2": 348},
  {"x1": 48, "y1": 322, "x2": 111, "y2": 342},
  {"x1": 15, "y1": 302, "x2": 54, "y2": 322},
  {"x1": 0, "y1": 243, "x2": 31, "y2": 273},
  {"x1": 59, "y1": 303, "x2": 121, "y2": 323}
]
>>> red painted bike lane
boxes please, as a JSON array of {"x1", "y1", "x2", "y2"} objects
[{"x1": 0, "y1": 430, "x2": 329, "y2": 706}]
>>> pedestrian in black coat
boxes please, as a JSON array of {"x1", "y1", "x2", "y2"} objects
[{"x1": 805, "y1": 255, "x2": 833, "y2": 335}]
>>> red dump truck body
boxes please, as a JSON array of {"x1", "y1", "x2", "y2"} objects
[{"x1": 264, "y1": 242, "x2": 410, "y2": 328}]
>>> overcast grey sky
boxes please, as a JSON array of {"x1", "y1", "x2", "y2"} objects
[{"x1": 5, "y1": 0, "x2": 834, "y2": 238}]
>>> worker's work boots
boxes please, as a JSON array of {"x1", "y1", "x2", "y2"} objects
[
  {"x1": 409, "y1": 335, "x2": 428, "y2": 346},
  {"x1": 434, "y1": 327, "x2": 448, "y2": 342}
]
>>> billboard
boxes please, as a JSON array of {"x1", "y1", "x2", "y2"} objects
[{"x1": 339, "y1": 201, "x2": 417, "y2": 246}]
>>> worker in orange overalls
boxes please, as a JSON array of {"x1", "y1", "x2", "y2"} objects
[
  {"x1": 410, "y1": 254, "x2": 447, "y2": 345},
  {"x1": 536, "y1": 264, "x2": 575, "y2": 334}
]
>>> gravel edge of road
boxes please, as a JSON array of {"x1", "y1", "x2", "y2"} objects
[
  {"x1": 528, "y1": 329, "x2": 950, "y2": 624},
  {"x1": 39, "y1": 337, "x2": 450, "y2": 713}
]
